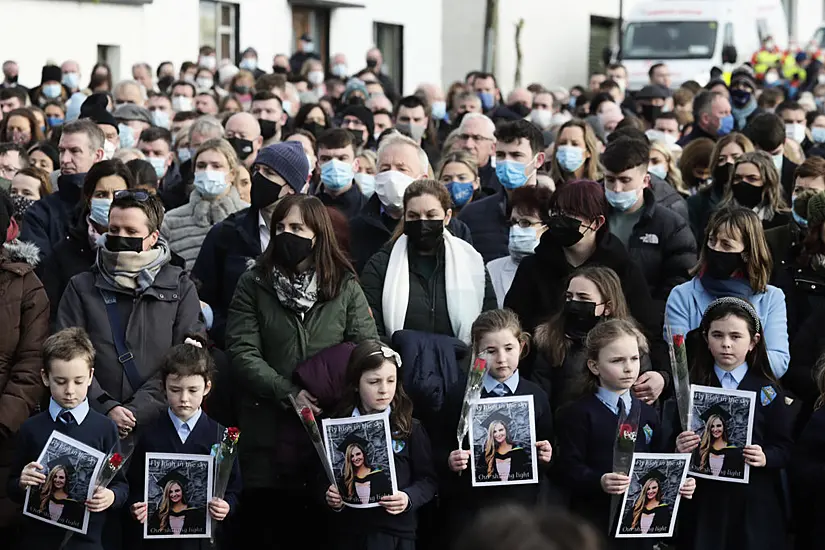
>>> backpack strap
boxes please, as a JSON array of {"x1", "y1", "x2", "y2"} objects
[{"x1": 99, "y1": 288, "x2": 144, "y2": 391}]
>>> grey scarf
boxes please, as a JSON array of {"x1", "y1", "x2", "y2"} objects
[{"x1": 272, "y1": 267, "x2": 318, "y2": 314}]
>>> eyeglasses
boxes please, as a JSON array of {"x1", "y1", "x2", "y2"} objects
[
  {"x1": 114, "y1": 190, "x2": 151, "y2": 201},
  {"x1": 509, "y1": 218, "x2": 543, "y2": 229},
  {"x1": 458, "y1": 133, "x2": 493, "y2": 143}
]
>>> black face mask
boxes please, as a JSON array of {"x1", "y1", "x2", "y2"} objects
[
  {"x1": 6, "y1": 74, "x2": 17, "y2": 84},
  {"x1": 704, "y1": 248, "x2": 745, "y2": 280},
  {"x1": 106, "y1": 235, "x2": 145, "y2": 253},
  {"x1": 273, "y1": 231, "x2": 313, "y2": 271},
  {"x1": 732, "y1": 181, "x2": 763, "y2": 208},
  {"x1": 250, "y1": 172, "x2": 284, "y2": 211},
  {"x1": 228, "y1": 137, "x2": 254, "y2": 161},
  {"x1": 404, "y1": 219, "x2": 444, "y2": 251},
  {"x1": 259, "y1": 119, "x2": 278, "y2": 141},
  {"x1": 712, "y1": 163, "x2": 732, "y2": 191},
  {"x1": 302, "y1": 122, "x2": 326, "y2": 139},
  {"x1": 233, "y1": 85, "x2": 250, "y2": 95},
  {"x1": 272, "y1": 65, "x2": 289, "y2": 75},
  {"x1": 347, "y1": 95, "x2": 366, "y2": 107},
  {"x1": 641, "y1": 104, "x2": 663, "y2": 124},
  {"x1": 547, "y1": 215, "x2": 586, "y2": 248},
  {"x1": 158, "y1": 76, "x2": 174, "y2": 93},
  {"x1": 564, "y1": 300, "x2": 601, "y2": 340},
  {"x1": 508, "y1": 102, "x2": 531, "y2": 118},
  {"x1": 348, "y1": 128, "x2": 365, "y2": 148},
  {"x1": 366, "y1": 58, "x2": 379, "y2": 69}
]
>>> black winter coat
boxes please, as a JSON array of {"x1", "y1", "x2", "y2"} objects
[
  {"x1": 38, "y1": 218, "x2": 94, "y2": 329},
  {"x1": 687, "y1": 185, "x2": 723, "y2": 242},
  {"x1": 360, "y1": 242, "x2": 497, "y2": 339},
  {"x1": 19, "y1": 174, "x2": 84, "y2": 261},
  {"x1": 649, "y1": 175, "x2": 689, "y2": 222},
  {"x1": 350, "y1": 195, "x2": 473, "y2": 275},
  {"x1": 457, "y1": 188, "x2": 509, "y2": 263},
  {"x1": 616, "y1": 188, "x2": 697, "y2": 309}
]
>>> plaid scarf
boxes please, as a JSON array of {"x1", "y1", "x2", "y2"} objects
[
  {"x1": 96, "y1": 236, "x2": 171, "y2": 292},
  {"x1": 272, "y1": 266, "x2": 318, "y2": 315}
]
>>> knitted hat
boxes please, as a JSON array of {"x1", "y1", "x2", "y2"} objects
[
  {"x1": 730, "y1": 68, "x2": 757, "y2": 92},
  {"x1": 794, "y1": 188, "x2": 818, "y2": 219},
  {"x1": 80, "y1": 93, "x2": 118, "y2": 130},
  {"x1": 342, "y1": 105, "x2": 375, "y2": 140},
  {"x1": 41, "y1": 64, "x2": 62, "y2": 84},
  {"x1": 114, "y1": 104, "x2": 153, "y2": 125},
  {"x1": 0, "y1": 190, "x2": 11, "y2": 246},
  {"x1": 807, "y1": 191, "x2": 825, "y2": 227},
  {"x1": 254, "y1": 141, "x2": 309, "y2": 193},
  {"x1": 342, "y1": 78, "x2": 368, "y2": 103}
]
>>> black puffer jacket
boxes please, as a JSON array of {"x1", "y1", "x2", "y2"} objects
[
  {"x1": 650, "y1": 175, "x2": 689, "y2": 222},
  {"x1": 619, "y1": 188, "x2": 697, "y2": 309},
  {"x1": 360, "y1": 241, "x2": 497, "y2": 339}
]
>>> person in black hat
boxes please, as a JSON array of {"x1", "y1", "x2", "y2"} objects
[
  {"x1": 337, "y1": 432, "x2": 393, "y2": 506},
  {"x1": 30, "y1": 65, "x2": 67, "y2": 108},
  {"x1": 476, "y1": 410, "x2": 531, "y2": 484},
  {"x1": 146, "y1": 469, "x2": 207, "y2": 536},
  {"x1": 729, "y1": 67, "x2": 762, "y2": 130},
  {"x1": 79, "y1": 92, "x2": 120, "y2": 159},
  {"x1": 635, "y1": 85, "x2": 670, "y2": 128},
  {"x1": 340, "y1": 104, "x2": 375, "y2": 150},
  {"x1": 28, "y1": 455, "x2": 84, "y2": 528},
  {"x1": 623, "y1": 468, "x2": 673, "y2": 536},
  {"x1": 289, "y1": 33, "x2": 320, "y2": 77},
  {"x1": 695, "y1": 403, "x2": 744, "y2": 479}
]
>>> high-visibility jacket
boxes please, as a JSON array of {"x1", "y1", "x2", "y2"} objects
[
  {"x1": 752, "y1": 48, "x2": 782, "y2": 78},
  {"x1": 782, "y1": 54, "x2": 807, "y2": 81}
]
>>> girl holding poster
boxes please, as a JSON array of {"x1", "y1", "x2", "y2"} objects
[
  {"x1": 555, "y1": 319, "x2": 695, "y2": 548},
  {"x1": 675, "y1": 297, "x2": 798, "y2": 550},
  {"x1": 324, "y1": 340, "x2": 437, "y2": 550}
]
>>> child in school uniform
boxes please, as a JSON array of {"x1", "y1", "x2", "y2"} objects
[
  {"x1": 128, "y1": 339, "x2": 241, "y2": 549},
  {"x1": 8, "y1": 327, "x2": 128, "y2": 550},
  {"x1": 441, "y1": 309, "x2": 554, "y2": 543},
  {"x1": 555, "y1": 318, "x2": 695, "y2": 549},
  {"x1": 324, "y1": 339, "x2": 437, "y2": 550},
  {"x1": 675, "y1": 297, "x2": 797, "y2": 550}
]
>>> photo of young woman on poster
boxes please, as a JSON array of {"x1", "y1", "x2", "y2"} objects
[
  {"x1": 338, "y1": 433, "x2": 392, "y2": 506},
  {"x1": 147, "y1": 470, "x2": 206, "y2": 536},
  {"x1": 697, "y1": 404, "x2": 745, "y2": 479},
  {"x1": 629, "y1": 469, "x2": 672, "y2": 535},
  {"x1": 32, "y1": 457, "x2": 84, "y2": 528},
  {"x1": 478, "y1": 411, "x2": 531, "y2": 483}
]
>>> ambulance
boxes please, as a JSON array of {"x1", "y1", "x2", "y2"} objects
[{"x1": 621, "y1": 0, "x2": 789, "y2": 90}]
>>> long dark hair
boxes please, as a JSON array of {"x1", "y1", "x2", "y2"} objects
[
  {"x1": 335, "y1": 340, "x2": 414, "y2": 439},
  {"x1": 259, "y1": 194, "x2": 356, "y2": 299},
  {"x1": 690, "y1": 298, "x2": 774, "y2": 386},
  {"x1": 83, "y1": 159, "x2": 136, "y2": 207}
]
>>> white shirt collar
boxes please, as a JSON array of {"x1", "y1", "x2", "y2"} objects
[
  {"x1": 352, "y1": 406, "x2": 391, "y2": 417},
  {"x1": 595, "y1": 387, "x2": 632, "y2": 416},
  {"x1": 258, "y1": 211, "x2": 270, "y2": 252},
  {"x1": 714, "y1": 362, "x2": 749, "y2": 386},
  {"x1": 48, "y1": 398, "x2": 90, "y2": 425},
  {"x1": 168, "y1": 407, "x2": 202, "y2": 440},
  {"x1": 483, "y1": 370, "x2": 520, "y2": 394}
]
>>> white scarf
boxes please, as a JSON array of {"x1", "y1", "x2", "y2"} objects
[{"x1": 382, "y1": 231, "x2": 485, "y2": 344}]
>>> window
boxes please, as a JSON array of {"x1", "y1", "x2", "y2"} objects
[
  {"x1": 97, "y1": 45, "x2": 121, "y2": 82},
  {"x1": 622, "y1": 21, "x2": 717, "y2": 60},
  {"x1": 291, "y1": 7, "x2": 330, "y2": 67},
  {"x1": 374, "y1": 22, "x2": 403, "y2": 92},
  {"x1": 199, "y1": 1, "x2": 238, "y2": 61}
]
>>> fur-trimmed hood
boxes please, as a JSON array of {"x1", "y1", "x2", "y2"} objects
[{"x1": 2, "y1": 239, "x2": 41, "y2": 268}]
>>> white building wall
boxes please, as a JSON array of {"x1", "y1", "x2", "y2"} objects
[
  {"x1": 440, "y1": 0, "x2": 485, "y2": 87},
  {"x1": 792, "y1": 0, "x2": 823, "y2": 44},
  {"x1": 2, "y1": 0, "x2": 441, "y2": 95}
]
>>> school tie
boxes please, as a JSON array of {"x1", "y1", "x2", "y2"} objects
[
  {"x1": 617, "y1": 396, "x2": 626, "y2": 418},
  {"x1": 492, "y1": 383, "x2": 511, "y2": 397},
  {"x1": 179, "y1": 423, "x2": 191, "y2": 443},
  {"x1": 59, "y1": 410, "x2": 76, "y2": 426}
]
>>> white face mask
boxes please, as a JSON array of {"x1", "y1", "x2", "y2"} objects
[
  {"x1": 199, "y1": 56, "x2": 217, "y2": 71},
  {"x1": 102, "y1": 139, "x2": 116, "y2": 160},
  {"x1": 375, "y1": 170, "x2": 416, "y2": 210},
  {"x1": 785, "y1": 123, "x2": 806, "y2": 144},
  {"x1": 308, "y1": 70, "x2": 325, "y2": 86},
  {"x1": 530, "y1": 109, "x2": 554, "y2": 129},
  {"x1": 172, "y1": 95, "x2": 193, "y2": 112},
  {"x1": 645, "y1": 129, "x2": 678, "y2": 147},
  {"x1": 196, "y1": 77, "x2": 214, "y2": 90}
]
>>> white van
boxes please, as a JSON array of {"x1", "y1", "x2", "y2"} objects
[{"x1": 621, "y1": 0, "x2": 789, "y2": 91}]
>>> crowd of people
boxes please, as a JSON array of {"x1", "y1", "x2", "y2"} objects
[{"x1": 2, "y1": 40, "x2": 825, "y2": 550}]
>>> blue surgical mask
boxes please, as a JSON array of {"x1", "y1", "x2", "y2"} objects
[
  {"x1": 792, "y1": 195, "x2": 809, "y2": 228},
  {"x1": 354, "y1": 172, "x2": 376, "y2": 199},
  {"x1": 152, "y1": 110, "x2": 171, "y2": 129},
  {"x1": 508, "y1": 225, "x2": 540, "y2": 261},
  {"x1": 281, "y1": 100, "x2": 293, "y2": 115},
  {"x1": 42, "y1": 83, "x2": 62, "y2": 99},
  {"x1": 478, "y1": 91, "x2": 495, "y2": 110},
  {"x1": 321, "y1": 159, "x2": 354, "y2": 190},
  {"x1": 239, "y1": 57, "x2": 258, "y2": 71},
  {"x1": 717, "y1": 114, "x2": 735, "y2": 137},
  {"x1": 446, "y1": 181, "x2": 474, "y2": 207},
  {"x1": 148, "y1": 157, "x2": 166, "y2": 178},
  {"x1": 118, "y1": 124, "x2": 135, "y2": 149},
  {"x1": 605, "y1": 187, "x2": 641, "y2": 212},
  {"x1": 178, "y1": 147, "x2": 192, "y2": 163},
  {"x1": 496, "y1": 156, "x2": 536, "y2": 189},
  {"x1": 62, "y1": 72, "x2": 80, "y2": 90},
  {"x1": 648, "y1": 164, "x2": 668, "y2": 180},
  {"x1": 812, "y1": 127, "x2": 825, "y2": 144},
  {"x1": 89, "y1": 198, "x2": 112, "y2": 227},
  {"x1": 193, "y1": 170, "x2": 229, "y2": 198},
  {"x1": 47, "y1": 116, "x2": 64, "y2": 128},
  {"x1": 431, "y1": 101, "x2": 447, "y2": 120},
  {"x1": 555, "y1": 145, "x2": 585, "y2": 172}
]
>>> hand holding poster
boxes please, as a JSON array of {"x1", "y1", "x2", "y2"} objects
[
  {"x1": 322, "y1": 413, "x2": 398, "y2": 508},
  {"x1": 23, "y1": 431, "x2": 105, "y2": 535},
  {"x1": 687, "y1": 385, "x2": 756, "y2": 483},
  {"x1": 468, "y1": 395, "x2": 538, "y2": 487},
  {"x1": 143, "y1": 453, "x2": 213, "y2": 538}
]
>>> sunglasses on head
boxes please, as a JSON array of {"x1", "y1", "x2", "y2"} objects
[{"x1": 114, "y1": 190, "x2": 151, "y2": 202}]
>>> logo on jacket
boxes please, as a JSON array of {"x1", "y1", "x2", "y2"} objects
[
  {"x1": 642, "y1": 424, "x2": 653, "y2": 444},
  {"x1": 761, "y1": 385, "x2": 777, "y2": 406},
  {"x1": 640, "y1": 234, "x2": 659, "y2": 244},
  {"x1": 392, "y1": 439, "x2": 405, "y2": 453}
]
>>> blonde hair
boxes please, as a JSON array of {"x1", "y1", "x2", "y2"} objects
[
  {"x1": 471, "y1": 309, "x2": 530, "y2": 357},
  {"x1": 437, "y1": 150, "x2": 479, "y2": 181},
  {"x1": 650, "y1": 140, "x2": 687, "y2": 195},
  {"x1": 708, "y1": 133, "x2": 755, "y2": 178},
  {"x1": 342, "y1": 443, "x2": 370, "y2": 499},
  {"x1": 483, "y1": 420, "x2": 513, "y2": 477},
  {"x1": 356, "y1": 150, "x2": 377, "y2": 174},
  {"x1": 630, "y1": 477, "x2": 662, "y2": 529},
  {"x1": 158, "y1": 480, "x2": 187, "y2": 532},
  {"x1": 720, "y1": 151, "x2": 789, "y2": 215},
  {"x1": 698, "y1": 414, "x2": 729, "y2": 471},
  {"x1": 193, "y1": 137, "x2": 239, "y2": 176},
  {"x1": 691, "y1": 206, "x2": 773, "y2": 293},
  {"x1": 39, "y1": 465, "x2": 69, "y2": 512},
  {"x1": 582, "y1": 319, "x2": 648, "y2": 396},
  {"x1": 550, "y1": 119, "x2": 601, "y2": 184}
]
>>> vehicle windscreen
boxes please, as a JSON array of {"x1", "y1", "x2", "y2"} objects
[{"x1": 622, "y1": 21, "x2": 718, "y2": 60}]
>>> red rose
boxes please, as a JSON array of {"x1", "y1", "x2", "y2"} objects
[
  {"x1": 472, "y1": 358, "x2": 487, "y2": 374},
  {"x1": 109, "y1": 453, "x2": 123, "y2": 468},
  {"x1": 673, "y1": 334, "x2": 685, "y2": 347},
  {"x1": 619, "y1": 424, "x2": 635, "y2": 440},
  {"x1": 226, "y1": 427, "x2": 241, "y2": 443}
]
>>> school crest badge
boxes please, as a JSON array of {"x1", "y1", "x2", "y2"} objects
[
  {"x1": 642, "y1": 424, "x2": 653, "y2": 444},
  {"x1": 761, "y1": 386, "x2": 776, "y2": 406}
]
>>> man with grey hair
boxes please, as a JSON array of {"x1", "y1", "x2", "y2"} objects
[
  {"x1": 366, "y1": 93, "x2": 393, "y2": 114},
  {"x1": 457, "y1": 112, "x2": 500, "y2": 192},
  {"x1": 132, "y1": 62, "x2": 154, "y2": 93},
  {"x1": 61, "y1": 59, "x2": 82, "y2": 93},
  {"x1": 349, "y1": 133, "x2": 473, "y2": 273},
  {"x1": 21, "y1": 119, "x2": 105, "y2": 259},
  {"x1": 113, "y1": 79, "x2": 146, "y2": 107}
]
